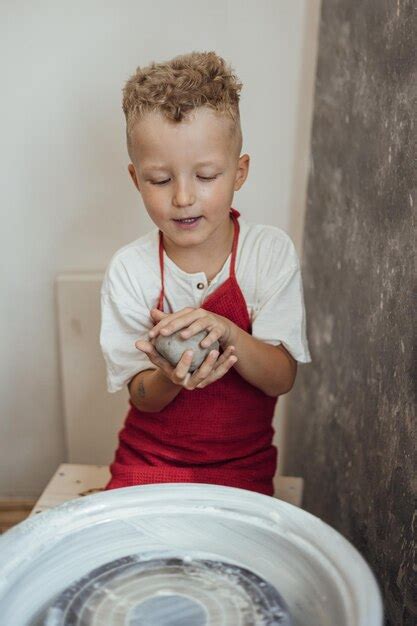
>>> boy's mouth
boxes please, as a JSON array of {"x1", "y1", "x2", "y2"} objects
[
  {"x1": 173, "y1": 216, "x2": 202, "y2": 222},
  {"x1": 172, "y1": 216, "x2": 203, "y2": 228}
]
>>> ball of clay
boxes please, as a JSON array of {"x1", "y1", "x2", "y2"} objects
[{"x1": 153, "y1": 329, "x2": 220, "y2": 373}]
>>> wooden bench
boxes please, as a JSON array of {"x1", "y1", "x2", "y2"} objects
[{"x1": 30, "y1": 464, "x2": 303, "y2": 516}]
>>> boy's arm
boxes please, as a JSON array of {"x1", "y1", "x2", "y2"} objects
[
  {"x1": 226, "y1": 323, "x2": 298, "y2": 397},
  {"x1": 128, "y1": 368, "x2": 182, "y2": 412},
  {"x1": 128, "y1": 323, "x2": 297, "y2": 406}
]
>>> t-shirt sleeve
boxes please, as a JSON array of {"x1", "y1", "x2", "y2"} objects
[
  {"x1": 100, "y1": 254, "x2": 157, "y2": 393},
  {"x1": 251, "y1": 230, "x2": 312, "y2": 363}
]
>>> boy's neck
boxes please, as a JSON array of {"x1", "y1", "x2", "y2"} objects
[{"x1": 162, "y1": 213, "x2": 235, "y2": 279}]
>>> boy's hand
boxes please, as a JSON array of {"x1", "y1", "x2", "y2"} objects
[
  {"x1": 148, "y1": 306, "x2": 234, "y2": 350},
  {"x1": 134, "y1": 307, "x2": 238, "y2": 390}
]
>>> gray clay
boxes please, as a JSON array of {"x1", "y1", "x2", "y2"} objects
[{"x1": 153, "y1": 329, "x2": 220, "y2": 373}]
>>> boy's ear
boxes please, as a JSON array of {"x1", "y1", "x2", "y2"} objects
[
  {"x1": 234, "y1": 154, "x2": 250, "y2": 191},
  {"x1": 128, "y1": 163, "x2": 140, "y2": 192}
]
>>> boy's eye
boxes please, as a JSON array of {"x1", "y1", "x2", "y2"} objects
[{"x1": 151, "y1": 175, "x2": 218, "y2": 185}]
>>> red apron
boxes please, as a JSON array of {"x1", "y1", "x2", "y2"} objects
[{"x1": 105, "y1": 207, "x2": 279, "y2": 495}]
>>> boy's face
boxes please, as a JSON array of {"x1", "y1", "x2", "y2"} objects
[{"x1": 127, "y1": 106, "x2": 249, "y2": 248}]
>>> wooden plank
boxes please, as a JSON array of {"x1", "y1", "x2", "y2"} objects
[
  {"x1": 0, "y1": 499, "x2": 36, "y2": 533},
  {"x1": 56, "y1": 274, "x2": 129, "y2": 464},
  {"x1": 31, "y1": 464, "x2": 303, "y2": 517},
  {"x1": 30, "y1": 464, "x2": 110, "y2": 516}
]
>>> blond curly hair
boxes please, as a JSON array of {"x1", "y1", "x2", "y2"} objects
[{"x1": 122, "y1": 50, "x2": 243, "y2": 160}]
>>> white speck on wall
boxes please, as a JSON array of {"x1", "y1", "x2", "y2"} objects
[{"x1": 322, "y1": 314, "x2": 335, "y2": 345}]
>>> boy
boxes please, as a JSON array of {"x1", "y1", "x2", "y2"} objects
[{"x1": 100, "y1": 51, "x2": 311, "y2": 496}]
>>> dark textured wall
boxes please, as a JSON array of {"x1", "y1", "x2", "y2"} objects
[{"x1": 285, "y1": 2, "x2": 416, "y2": 625}]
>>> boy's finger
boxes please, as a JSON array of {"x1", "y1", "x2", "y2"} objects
[
  {"x1": 180, "y1": 318, "x2": 212, "y2": 339},
  {"x1": 151, "y1": 307, "x2": 194, "y2": 324},
  {"x1": 190, "y1": 346, "x2": 234, "y2": 383},
  {"x1": 149, "y1": 309, "x2": 204, "y2": 338},
  {"x1": 214, "y1": 355, "x2": 238, "y2": 379},
  {"x1": 196, "y1": 353, "x2": 237, "y2": 389},
  {"x1": 149, "y1": 321, "x2": 179, "y2": 338},
  {"x1": 150, "y1": 308, "x2": 168, "y2": 319},
  {"x1": 212, "y1": 345, "x2": 235, "y2": 367},
  {"x1": 199, "y1": 328, "x2": 221, "y2": 346},
  {"x1": 135, "y1": 340, "x2": 152, "y2": 352},
  {"x1": 186, "y1": 349, "x2": 221, "y2": 389},
  {"x1": 151, "y1": 306, "x2": 193, "y2": 316},
  {"x1": 173, "y1": 350, "x2": 194, "y2": 383},
  {"x1": 191, "y1": 350, "x2": 219, "y2": 381}
]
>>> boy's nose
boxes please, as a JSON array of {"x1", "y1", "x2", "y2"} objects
[{"x1": 173, "y1": 182, "x2": 195, "y2": 207}]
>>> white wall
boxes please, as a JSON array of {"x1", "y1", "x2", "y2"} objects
[{"x1": 0, "y1": 0, "x2": 318, "y2": 497}]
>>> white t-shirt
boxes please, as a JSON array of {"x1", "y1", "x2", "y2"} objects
[{"x1": 100, "y1": 215, "x2": 312, "y2": 393}]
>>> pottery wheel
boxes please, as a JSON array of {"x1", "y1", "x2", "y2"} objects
[{"x1": 43, "y1": 555, "x2": 291, "y2": 625}]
